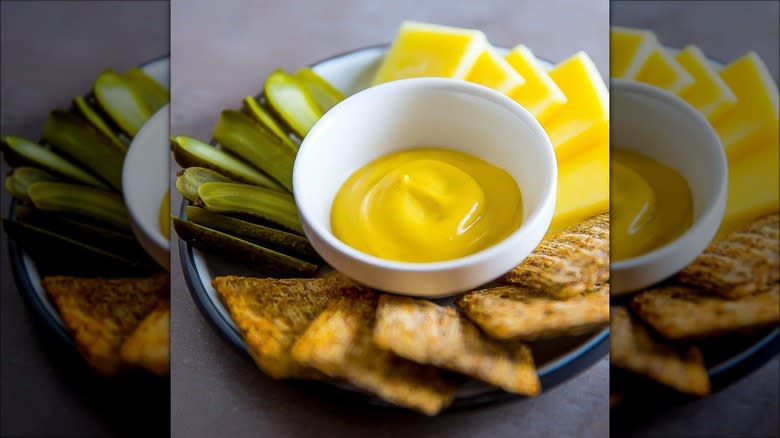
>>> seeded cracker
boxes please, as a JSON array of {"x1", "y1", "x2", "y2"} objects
[
  {"x1": 456, "y1": 284, "x2": 609, "y2": 341},
  {"x1": 42, "y1": 273, "x2": 168, "y2": 376},
  {"x1": 503, "y1": 213, "x2": 609, "y2": 297},
  {"x1": 611, "y1": 307, "x2": 710, "y2": 396},
  {"x1": 292, "y1": 290, "x2": 457, "y2": 415},
  {"x1": 677, "y1": 213, "x2": 779, "y2": 298},
  {"x1": 374, "y1": 295, "x2": 540, "y2": 395},
  {"x1": 120, "y1": 298, "x2": 170, "y2": 376},
  {"x1": 630, "y1": 283, "x2": 779, "y2": 340},
  {"x1": 212, "y1": 276, "x2": 352, "y2": 379}
]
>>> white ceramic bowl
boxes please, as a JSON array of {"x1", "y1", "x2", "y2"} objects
[
  {"x1": 122, "y1": 105, "x2": 170, "y2": 270},
  {"x1": 294, "y1": 78, "x2": 557, "y2": 297},
  {"x1": 611, "y1": 80, "x2": 727, "y2": 296}
]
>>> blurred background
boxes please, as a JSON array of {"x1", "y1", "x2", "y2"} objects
[
  {"x1": 611, "y1": 1, "x2": 779, "y2": 437},
  {"x1": 170, "y1": 0, "x2": 609, "y2": 436},
  {"x1": 0, "y1": 2, "x2": 169, "y2": 436}
]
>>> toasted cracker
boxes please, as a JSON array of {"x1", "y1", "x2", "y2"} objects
[
  {"x1": 374, "y1": 295, "x2": 540, "y2": 395},
  {"x1": 119, "y1": 298, "x2": 170, "y2": 376},
  {"x1": 611, "y1": 307, "x2": 710, "y2": 396},
  {"x1": 212, "y1": 276, "x2": 353, "y2": 379},
  {"x1": 630, "y1": 284, "x2": 780, "y2": 340},
  {"x1": 42, "y1": 273, "x2": 168, "y2": 376},
  {"x1": 677, "y1": 213, "x2": 779, "y2": 298},
  {"x1": 291, "y1": 290, "x2": 457, "y2": 415},
  {"x1": 503, "y1": 213, "x2": 609, "y2": 298},
  {"x1": 455, "y1": 284, "x2": 609, "y2": 341}
]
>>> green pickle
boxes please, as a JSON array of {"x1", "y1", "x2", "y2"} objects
[
  {"x1": 1, "y1": 135, "x2": 109, "y2": 189},
  {"x1": 197, "y1": 181, "x2": 303, "y2": 234},
  {"x1": 213, "y1": 110, "x2": 296, "y2": 191},
  {"x1": 73, "y1": 96, "x2": 127, "y2": 151},
  {"x1": 173, "y1": 218, "x2": 317, "y2": 276},
  {"x1": 27, "y1": 181, "x2": 131, "y2": 231},
  {"x1": 171, "y1": 135, "x2": 283, "y2": 190},
  {"x1": 264, "y1": 69, "x2": 323, "y2": 139},
  {"x1": 294, "y1": 67, "x2": 345, "y2": 112},
  {"x1": 93, "y1": 69, "x2": 153, "y2": 136},
  {"x1": 242, "y1": 96, "x2": 298, "y2": 151}
]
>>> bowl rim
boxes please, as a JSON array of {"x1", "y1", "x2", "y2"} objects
[
  {"x1": 293, "y1": 76, "x2": 557, "y2": 272},
  {"x1": 609, "y1": 79, "x2": 727, "y2": 270},
  {"x1": 122, "y1": 103, "x2": 171, "y2": 254}
]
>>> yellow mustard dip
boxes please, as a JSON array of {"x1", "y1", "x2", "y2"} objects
[
  {"x1": 331, "y1": 147, "x2": 522, "y2": 262},
  {"x1": 612, "y1": 149, "x2": 692, "y2": 261},
  {"x1": 159, "y1": 190, "x2": 170, "y2": 239}
]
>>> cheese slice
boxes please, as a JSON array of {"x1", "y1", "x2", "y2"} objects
[
  {"x1": 675, "y1": 45, "x2": 737, "y2": 122},
  {"x1": 549, "y1": 140, "x2": 610, "y2": 232},
  {"x1": 543, "y1": 52, "x2": 609, "y2": 163},
  {"x1": 505, "y1": 45, "x2": 567, "y2": 123},
  {"x1": 720, "y1": 140, "x2": 779, "y2": 234},
  {"x1": 713, "y1": 52, "x2": 780, "y2": 162},
  {"x1": 372, "y1": 21, "x2": 488, "y2": 84},
  {"x1": 610, "y1": 26, "x2": 659, "y2": 78},
  {"x1": 635, "y1": 48, "x2": 694, "y2": 93},
  {"x1": 465, "y1": 47, "x2": 525, "y2": 95}
]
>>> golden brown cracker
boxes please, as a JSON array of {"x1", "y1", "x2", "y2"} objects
[
  {"x1": 374, "y1": 295, "x2": 540, "y2": 395},
  {"x1": 42, "y1": 273, "x2": 168, "y2": 376},
  {"x1": 611, "y1": 307, "x2": 710, "y2": 396},
  {"x1": 630, "y1": 284, "x2": 779, "y2": 340},
  {"x1": 212, "y1": 276, "x2": 353, "y2": 379},
  {"x1": 677, "y1": 213, "x2": 779, "y2": 298},
  {"x1": 291, "y1": 290, "x2": 457, "y2": 415},
  {"x1": 119, "y1": 299, "x2": 170, "y2": 376},
  {"x1": 455, "y1": 284, "x2": 609, "y2": 341},
  {"x1": 503, "y1": 213, "x2": 609, "y2": 297}
]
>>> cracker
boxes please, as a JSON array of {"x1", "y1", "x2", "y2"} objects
[
  {"x1": 630, "y1": 284, "x2": 779, "y2": 340},
  {"x1": 611, "y1": 307, "x2": 710, "y2": 396},
  {"x1": 291, "y1": 290, "x2": 457, "y2": 415},
  {"x1": 503, "y1": 213, "x2": 609, "y2": 297},
  {"x1": 455, "y1": 284, "x2": 609, "y2": 341},
  {"x1": 119, "y1": 298, "x2": 170, "y2": 376},
  {"x1": 42, "y1": 273, "x2": 168, "y2": 376},
  {"x1": 212, "y1": 276, "x2": 352, "y2": 379},
  {"x1": 677, "y1": 213, "x2": 779, "y2": 298},
  {"x1": 373, "y1": 295, "x2": 540, "y2": 395}
]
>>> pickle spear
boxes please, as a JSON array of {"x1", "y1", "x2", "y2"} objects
[
  {"x1": 1, "y1": 135, "x2": 109, "y2": 189},
  {"x1": 176, "y1": 166, "x2": 234, "y2": 203},
  {"x1": 93, "y1": 69, "x2": 153, "y2": 137},
  {"x1": 294, "y1": 67, "x2": 344, "y2": 112},
  {"x1": 42, "y1": 111, "x2": 125, "y2": 191},
  {"x1": 27, "y1": 181, "x2": 131, "y2": 231},
  {"x1": 73, "y1": 95, "x2": 127, "y2": 151},
  {"x1": 5, "y1": 166, "x2": 60, "y2": 201},
  {"x1": 173, "y1": 218, "x2": 317, "y2": 276},
  {"x1": 3, "y1": 218, "x2": 157, "y2": 276},
  {"x1": 213, "y1": 110, "x2": 296, "y2": 192},
  {"x1": 264, "y1": 69, "x2": 323, "y2": 139},
  {"x1": 123, "y1": 67, "x2": 169, "y2": 113},
  {"x1": 242, "y1": 96, "x2": 298, "y2": 151},
  {"x1": 197, "y1": 181, "x2": 303, "y2": 234},
  {"x1": 171, "y1": 135, "x2": 283, "y2": 190},
  {"x1": 186, "y1": 206, "x2": 319, "y2": 261}
]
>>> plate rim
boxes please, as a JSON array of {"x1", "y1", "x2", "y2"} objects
[{"x1": 178, "y1": 43, "x2": 611, "y2": 409}]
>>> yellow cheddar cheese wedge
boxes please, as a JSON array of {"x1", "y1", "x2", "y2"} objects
[
  {"x1": 675, "y1": 45, "x2": 737, "y2": 123},
  {"x1": 372, "y1": 21, "x2": 488, "y2": 84},
  {"x1": 610, "y1": 26, "x2": 659, "y2": 79},
  {"x1": 465, "y1": 47, "x2": 525, "y2": 95},
  {"x1": 550, "y1": 140, "x2": 610, "y2": 233},
  {"x1": 713, "y1": 52, "x2": 780, "y2": 162},
  {"x1": 720, "y1": 141, "x2": 779, "y2": 234},
  {"x1": 635, "y1": 48, "x2": 694, "y2": 93},
  {"x1": 505, "y1": 45, "x2": 567, "y2": 123},
  {"x1": 543, "y1": 52, "x2": 609, "y2": 163}
]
